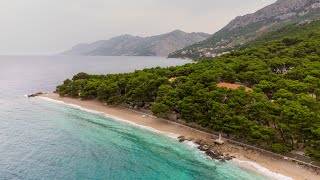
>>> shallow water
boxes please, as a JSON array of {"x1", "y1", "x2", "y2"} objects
[{"x1": 0, "y1": 56, "x2": 266, "y2": 179}]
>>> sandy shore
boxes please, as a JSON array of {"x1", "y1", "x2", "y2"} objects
[{"x1": 40, "y1": 93, "x2": 320, "y2": 180}]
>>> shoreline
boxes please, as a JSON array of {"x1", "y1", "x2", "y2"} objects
[{"x1": 39, "y1": 93, "x2": 320, "y2": 180}]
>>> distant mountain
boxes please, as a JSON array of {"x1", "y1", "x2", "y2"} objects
[
  {"x1": 169, "y1": 0, "x2": 320, "y2": 59},
  {"x1": 62, "y1": 30, "x2": 210, "y2": 57}
]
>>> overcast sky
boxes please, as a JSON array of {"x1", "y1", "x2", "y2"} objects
[{"x1": 0, "y1": 0, "x2": 277, "y2": 55}]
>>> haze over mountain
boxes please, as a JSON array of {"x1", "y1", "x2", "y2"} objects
[
  {"x1": 62, "y1": 30, "x2": 210, "y2": 57},
  {"x1": 0, "y1": 0, "x2": 277, "y2": 55},
  {"x1": 169, "y1": 0, "x2": 320, "y2": 59}
]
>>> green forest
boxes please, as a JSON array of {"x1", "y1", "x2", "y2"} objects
[{"x1": 56, "y1": 20, "x2": 320, "y2": 160}]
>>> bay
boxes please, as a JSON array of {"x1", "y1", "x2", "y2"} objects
[{"x1": 0, "y1": 55, "x2": 266, "y2": 179}]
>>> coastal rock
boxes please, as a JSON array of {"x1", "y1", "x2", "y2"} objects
[
  {"x1": 198, "y1": 145, "x2": 209, "y2": 151},
  {"x1": 224, "y1": 155, "x2": 234, "y2": 161},
  {"x1": 205, "y1": 147, "x2": 222, "y2": 159},
  {"x1": 204, "y1": 146, "x2": 234, "y2": 161},
  {"x1": 194, "y1": 138, "x2": 207, "y2": 146},
  {"x1": 178, "y1": 136, "x2": 186, "y2": 142},
  {"x1": 178, "y1": 136, "x2": 195, "y2": 143},
  {"x1": 28, "y1": 92, "x2": 43, "y2": 97}
]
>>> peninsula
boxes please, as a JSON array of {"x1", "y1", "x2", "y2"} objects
[{"x1": 46, "y1": 19, "x2": 320, "y2": 180}]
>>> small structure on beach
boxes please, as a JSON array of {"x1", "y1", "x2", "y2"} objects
[{"x1": 214, "y1": 134, "x2": 225, "y2": 145}]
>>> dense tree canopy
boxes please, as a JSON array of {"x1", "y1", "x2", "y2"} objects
[{"x1": 57, "y1": 20, "x2": 320, "y2": 160}]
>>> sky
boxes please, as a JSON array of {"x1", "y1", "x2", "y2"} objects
[{"x1": 0, "y1": 0, "x2": 277, "y2": 55}]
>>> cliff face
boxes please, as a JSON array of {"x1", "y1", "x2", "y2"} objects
[
  {"x1": 62, "y1": 30, "x2": 210, "y2": 57},
  {"x1": 225, "y1": 0, "x2": 318, "y2": 30},
  {"x1": 169, "y1": 0, "x2": 320, "y2": 59}
]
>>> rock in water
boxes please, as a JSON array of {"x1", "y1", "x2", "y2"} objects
[
  {"x1": 198, "y1": 145, "x2": 209, "y2": 151},
  {"x1": 178, "y1": 136, "x2": 186, "y2": 142},
  {"x1": 28, "y1": 92, "x2": 43, "y2": 97}
]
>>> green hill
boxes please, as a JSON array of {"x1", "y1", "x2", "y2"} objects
[
  {"x1": 242, "y1": 19, "x2": 320, "y2": 49},
  {"x1": 56, "y1": 20, "x2": 320, "y2": 160}
]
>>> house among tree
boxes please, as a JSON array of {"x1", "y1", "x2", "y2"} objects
[
  {"x1": 217, "y1": 82, "x2": 253, "y2": 92},
  {"x1": 168, "y1": 77, "x2": 177, "y2": 82}
]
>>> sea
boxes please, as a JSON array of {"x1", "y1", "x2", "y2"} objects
[{"x1": 0, "y1": 55, "x2": 270, "y2": 179}]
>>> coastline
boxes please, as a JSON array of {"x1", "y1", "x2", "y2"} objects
[{"x1": 39, "y1": 93, "x2": 320, "y2": 180}]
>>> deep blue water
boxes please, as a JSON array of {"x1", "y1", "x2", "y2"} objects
[{"x1": 0, "y1": 56, "x2": 266, "y2": 179}]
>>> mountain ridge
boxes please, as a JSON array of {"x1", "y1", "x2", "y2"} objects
[
  {"x1": 169, "y1": 0, "x2": 320, "y2": 59},
  {"x1": 62, "y1": 30, "x2": 210, "y2": 57}
]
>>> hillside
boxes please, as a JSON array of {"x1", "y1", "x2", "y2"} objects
[
  {"x1": 56, "y1": 20, "x2": 320, "y2": 160},
  {"x1": 242, "y1": 18, "x2": 320, "y2": 48},
  {"x1": 169, "y1": 0, "x2": 320, "y2": 59},
  {"x1": 62, "y1": 30, "x2": 210, "y2": 57}
]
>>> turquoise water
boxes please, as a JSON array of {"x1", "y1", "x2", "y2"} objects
[
  {"x1": 0, "y1": 97, "x2": 266, "y2": 179},
  {"x1": 0, "y1": 56, "x2": 267, "y2": 179}
]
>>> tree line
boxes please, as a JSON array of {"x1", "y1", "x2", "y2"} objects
[{"x1": 56, "y1": 20, "x2": 320, "y2": 160}]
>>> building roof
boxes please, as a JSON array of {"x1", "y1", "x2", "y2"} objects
[
  {"x1": 168, "y1": 77, "x2": 177, "y2": 82},
  {"x1": 217, "y1": 82, "x2": 253, "y2": 92}
]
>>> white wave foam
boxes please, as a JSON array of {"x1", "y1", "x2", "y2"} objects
[
  {"x1": 38, "y1": 96, "x2": 293, "y2": 180},
  {"x1": 231, "y1": 159, "x2": 293, "y2": 180},
  {"x1": 39, "y1": 97, "x2": 66, "y2": 104},
  {"x1": 103, "y1": 113, "x2": 179, "y2": 139},
  {"x1": 38, "y1": 97, "x2": 179, "y2": 140},
  {"x1": 183, "y1": 140, "x2": 200, "y2": 149}
]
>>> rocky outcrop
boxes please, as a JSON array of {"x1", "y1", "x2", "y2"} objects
[
  {"x1": 198, "y1": 144, "x2": 209, "y2": 151},
  {"x1": 27, "y1": 92, "x2": 43, "y2": 97},
  {"x1": 200, "y1": 145, "x2": 235, "y2": 162},
  {"x1": 205, "y1": 147, "x2": 223, "y2": 160},
  {"x1": 178, "y1": 136, "x2": 235, "y2": 162},
  {"x1": 178, "y1": 136, "x2": 187, "y2": 142}
]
